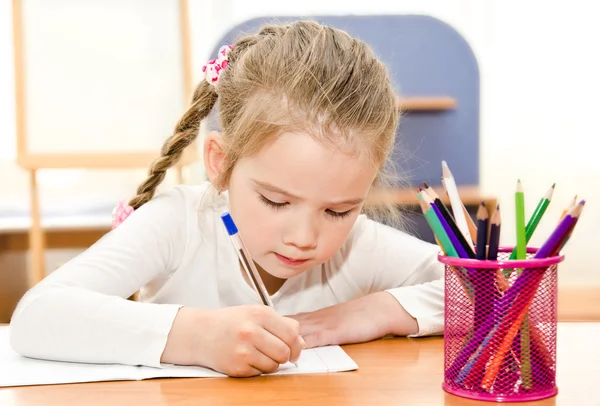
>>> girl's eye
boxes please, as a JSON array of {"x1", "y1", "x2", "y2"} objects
[
  {"x1": 326, "y1": 209, "x2": 352, "y2": 219},
  {"x1": 258, "y1": 194, "x2": 288, "y2": 210},
  {"x1": 259, "y1": 194, "x2": 353, "y2": 219}
]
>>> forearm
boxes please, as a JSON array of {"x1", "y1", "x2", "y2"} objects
[
  {"x1": 385, "y1": 279, "x2": 444, "y2": 337},
  {"x1": 10, "y1": 286, "x2": 181, "y2": 368},
  {"x1": 378, "y1": 291, "x2": 419, "y2": 336},
  {"x1": 161, "y1": 307, "x2": 209, "y2": 366}
]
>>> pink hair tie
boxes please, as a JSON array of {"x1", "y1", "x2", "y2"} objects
[
  {"x1": 202, "y1": 45, "x2": 232, "y2": 86},
  {"x1": 112, "y1": 200, "x2": 134, "y2": 229}
]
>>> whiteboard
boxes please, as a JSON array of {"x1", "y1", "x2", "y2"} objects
[{"x1": 16, "y1": 0, "x2": 190, "y2": 158}]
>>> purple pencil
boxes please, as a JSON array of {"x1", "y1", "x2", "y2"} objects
[
  {"x1": 423, "y1": 191, "x2": 489, "y2": 339},
  {"x1": 446, "y1": 201, "x2": 584, "y2": 381},
  {"x1": 534, "y1": 200, "x2": 584, "y2": 258},
  {"x1": 422, "y1": 193, "x2": 471, "y2": 259}
]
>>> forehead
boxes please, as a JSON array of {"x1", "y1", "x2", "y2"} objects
[{"x1": 237, "y1": 132, "x2": 377, "y2": 198}]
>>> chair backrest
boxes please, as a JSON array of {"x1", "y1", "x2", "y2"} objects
[{"x1": 207, "y1": 14, "x2": 480, "y2": 187}]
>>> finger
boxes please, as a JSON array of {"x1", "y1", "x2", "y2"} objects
[
  {"x1": 283, "y1": 317, "x2": 305, "y2": 362},
  {"x1": 227, "y1": 364, "x2": 263, "y2": 378},
  {"x1": 226, "y1": 346, "x2": 264, "y2": 377},
  {"x1": 261, "y1": 315, "x2": 304, "y2": 362},
  {"x1": 290, "y1": 335, "x2": 307, "y2": 363},
  {"x1": 253, "y1": 327, "x2": 293, "y2": 365},
  {"x1": 249, "y1": 350, "x2": 282, "y2": 374}
]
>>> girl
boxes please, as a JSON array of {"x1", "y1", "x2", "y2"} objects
[{"x1": 10, "y1": 20, "x2": 443, "y2": 378}]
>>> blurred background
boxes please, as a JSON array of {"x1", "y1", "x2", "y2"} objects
[{"x1": 1, "y1": 0, "x2": 598, "y2": 323}]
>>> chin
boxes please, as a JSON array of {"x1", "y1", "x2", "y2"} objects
[
  {"x1": 267, "y1": 266, "x2": 307, "y2": 280},
  {"x1": 261, "y1": 259, "x2": 314, "y2": 279}
]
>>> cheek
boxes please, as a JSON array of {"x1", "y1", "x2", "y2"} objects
[
  {"x1": 229, "y1": 195, "x2": 276, "y2": 249},
  {"x1": 317, "y1": 216, "x2": 359, "y2": 258}
]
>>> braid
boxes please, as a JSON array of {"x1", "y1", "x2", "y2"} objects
[
  {"x1": 128, "y1": 81, "x2": 218, "y2": 209},
  {"x1": 128, "y1": 24, "x2": 294, "y2": 210}
]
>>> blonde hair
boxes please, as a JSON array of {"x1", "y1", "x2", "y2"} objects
[{"x1": 129, "y1": 20, "x2": 405, "y2": 225}]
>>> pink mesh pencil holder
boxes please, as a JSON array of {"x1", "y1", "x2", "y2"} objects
[{"x1": 440, "y1": 247, "x2": 563, "y2": 403}]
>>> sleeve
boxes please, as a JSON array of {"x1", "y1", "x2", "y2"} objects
[
  {"x1": 9, "y1": 187, "x2": 190, "y2": 368},
  {"x1": 342, "y1": 216, "x2": 445, "y2": 337}
]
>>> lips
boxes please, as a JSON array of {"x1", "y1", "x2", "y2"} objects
[{"x1": 275, "y1": 253, "x2": 309, "y2": 266}]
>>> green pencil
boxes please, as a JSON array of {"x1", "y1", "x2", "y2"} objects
[
  {"x1": 418, "y1": 192, "x2": 458, "y2": 258},
  {"x1": 507, "y1": 183, "x2": 555, "y2": 261},
  {"x1": 418, "y1": 192, "x2": 474, "y2": 298},
  {"x1": 515, "y1": 179, "x2": 527, "y2": 260}
]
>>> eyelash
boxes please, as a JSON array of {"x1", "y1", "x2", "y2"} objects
[{"x1": 258, "y1": 195, "x2": 353, "y2": 220}]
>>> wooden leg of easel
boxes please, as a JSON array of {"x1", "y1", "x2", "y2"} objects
[{"x1": 28, "y1": 169, "x2": 46, "y2": 288}]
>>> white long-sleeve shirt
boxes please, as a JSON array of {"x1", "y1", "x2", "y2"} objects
[{"x1": 9, "y1": 182, "x2": 444, "y2": 368}]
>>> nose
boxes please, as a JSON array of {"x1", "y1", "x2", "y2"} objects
[{"x1": 283, "y1": 216, "x2": 318, "y2": 250}]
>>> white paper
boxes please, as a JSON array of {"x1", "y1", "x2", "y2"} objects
[{"x1": 0, "y1": 326, "x2": 358, "y2": 387}]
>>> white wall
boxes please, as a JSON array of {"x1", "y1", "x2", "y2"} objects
[{"x1": 1, "y1": 0, "x2": 598, "y2": 287}]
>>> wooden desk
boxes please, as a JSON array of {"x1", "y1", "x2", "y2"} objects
[{"x1": 1, "y1": 322, "x2": 597, "y2": 406}]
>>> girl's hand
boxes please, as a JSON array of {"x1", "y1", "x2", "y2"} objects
[
  {"x1": 288, "y1": 292, "x2": 419, "y2": 348},
  {"x1": 162, "y1": 305, "x2": 306, "y2": 377}
]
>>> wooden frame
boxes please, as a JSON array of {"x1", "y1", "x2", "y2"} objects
[{"x1": 12, "y1": 0, "x2": 195, "y2": 287}]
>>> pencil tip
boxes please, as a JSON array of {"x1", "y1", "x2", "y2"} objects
[
  {"x1": 579, "y1": 200, "x2": 586, "y2": 205},
  {"x1": 480, "y1": 201, "x2": 486, "y2": 206},
  {"x1": 551, "y1": 183, "x2": 556, "y2": 188},
  {"x1": 496, "y1": 204, "x2": 500, "y2": 209},
  {"x1": 416, "y1": 186, "x2": 422, "y2": 192},
  {"x1": 422, "y1": 181, "x2": 430, "y2": 188}
]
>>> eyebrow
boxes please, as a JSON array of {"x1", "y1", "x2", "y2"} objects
[{"x1": 252, "y1": 179, "x2": 365, "y2": 206}]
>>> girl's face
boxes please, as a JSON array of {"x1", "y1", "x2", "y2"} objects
[{"x1": 227, "y1": 131, "x2": 378, "y2": 281}]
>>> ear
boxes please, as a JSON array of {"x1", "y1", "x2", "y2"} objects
[{"x1": 203, "y1": 131, "x2": 227, "y2": 188}]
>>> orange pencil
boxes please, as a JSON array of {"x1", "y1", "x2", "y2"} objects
[{"x1": 481, "y1": 286, "x2": 538, "y2": 390}]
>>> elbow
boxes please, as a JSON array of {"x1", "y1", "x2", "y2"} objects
[
  {"x1": 9, "y1": 291, "x2": 34, "y2": 356},
  {"x1": 8, "y1": 286, "x2": 52, "y2": 357}
]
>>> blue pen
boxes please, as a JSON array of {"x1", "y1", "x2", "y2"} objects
[
  {"x1": 221, "y1": 212, "x2": 274, "y2": 308},
  {"x1": 221, "y1": 212, "x2": 303, "y2": 368}
]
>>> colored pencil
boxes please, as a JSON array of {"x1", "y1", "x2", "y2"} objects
[
  {"x1": 514, "y1": 179, "x2": 530, "y2": 386},
  {"x1": 515, "y1": 179, "x2": 527, "y2": 260},
  {"x1": 475, "y1": 202, "x2": 489, "y2": 260},
  {"x1": 440, "y1": 178, "x2": 479, "y2": 244},
  {"x1": 418, "y1": 192, "x2": 459, "y2": 258},
  {"x1": 526, "y1": 183, "x2": 555, "y2": 241},
  {"x1": 487, "y1": 205, "x2": 501, "y2": 260},
  {"x1": 481, "y1": 284, "x2": 537, "y2": 390},
  {"x1": 560, "y1": 194, "x2": 577, "y2": 222},
  {"x1": 423, "y1": 182, "x2": 476, "y2": 259},
  {"x1": 507, "y1": 183, "x2": 555, "y2": 261},
  {"x1": 516, "y1": 182, "x2": 555, "y2": 388},
  {"x1": 441, "y1": 162, "x2": 474, "y2": 250},
  {"x1": 478, "y1": 201, "x2": 585, "y2": 388},
  {"x1": 474, "y1": 202, "x2": 490, "y2": 331},
  {"x1": 446, "y1": 202, "x2": 583, "y2": 382},
  {"x1": 536, "y1": 200, "x2": 584, "y2": 258},
  {"x1": 418, "y1": 191, "x2": 474, "y2": 297},
  {"x1": 462, "y1": 204, "x2": 478, "y2": 245}
]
